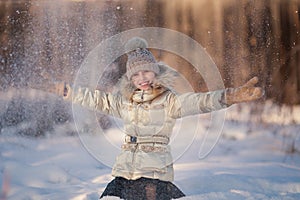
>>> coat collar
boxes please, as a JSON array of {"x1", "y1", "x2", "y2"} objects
[{"x1": 132, "y1": 85, "x2": 167, "y2": 103}]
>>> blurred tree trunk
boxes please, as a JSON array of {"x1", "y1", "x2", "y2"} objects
[
  {"x1": 271, "y1": 0, "x2": 300, "y2": 104},
  {"x1": 0, "y1": 1, "x2": 30, "y2": 89},
  {"x1": 159, "y1": 0, "x2": 300, "y2": 104}
]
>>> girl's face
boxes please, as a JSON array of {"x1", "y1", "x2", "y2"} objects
[{"x1": 131, "y1": 70, "x2": 156, "y2": 91}]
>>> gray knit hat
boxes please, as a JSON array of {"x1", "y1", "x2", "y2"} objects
[{"x1": 125, "y1": 37, "x2": 160, "y2": 79}]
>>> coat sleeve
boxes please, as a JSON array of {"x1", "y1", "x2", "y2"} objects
[
  {"x1": 167, "y1": 90, "x2": 228, "y2": 119},
  {"x1": 65, "y1": 86, "x2": 123, "y2": 118}
]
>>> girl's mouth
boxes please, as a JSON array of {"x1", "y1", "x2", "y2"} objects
[
  {"x1": 138, "y1": 81, "x2": 152, "y2": 90},
  {"x1": 139, "y1": 81, "x2": 150, "y2": 86}
]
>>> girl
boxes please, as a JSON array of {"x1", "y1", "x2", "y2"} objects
[{"x1": 55, "y1": 37, "x2": 263, "y2": 200}]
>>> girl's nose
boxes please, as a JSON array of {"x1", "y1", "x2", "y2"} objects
[{"x1": 138, "y1": 71, "x2": 146, "y2": 79}]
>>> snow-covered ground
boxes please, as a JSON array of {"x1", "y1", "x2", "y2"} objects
[{"x1": 1, "y1": 102, "x2": 300, "y2": 200}]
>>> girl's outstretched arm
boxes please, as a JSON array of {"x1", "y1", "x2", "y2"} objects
[{"x1": 52, "y1": 82, "x2": 122, "y2": 117}]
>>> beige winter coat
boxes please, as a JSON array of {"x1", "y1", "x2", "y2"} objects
[{"x1": 68, "y1": 63, "x2": 227, "y2": 182}]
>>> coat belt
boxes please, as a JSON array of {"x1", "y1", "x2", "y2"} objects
[{"x1": 125, "y1": 135, "x2": 169, "y2": 145}]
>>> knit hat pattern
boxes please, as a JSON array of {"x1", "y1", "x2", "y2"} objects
[{"x1": 125, "y1": 37, "x2": 160, "y2": 79}]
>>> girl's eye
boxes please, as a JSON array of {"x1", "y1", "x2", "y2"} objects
[{"x1": 131, "y1": 74, "x2": 138, "y2": 80}]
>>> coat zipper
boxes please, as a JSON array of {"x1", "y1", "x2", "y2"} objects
[{"x1": 132, "y1": 103, "x2": 141, "y2": 168}]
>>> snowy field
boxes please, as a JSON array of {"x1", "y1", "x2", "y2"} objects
[{"x1": 1, "y1": 99, "x2": 300, "y2": 200}]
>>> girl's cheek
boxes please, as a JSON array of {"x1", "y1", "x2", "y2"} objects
[{"x1": 132, "y1": 80, "x2": 140, "y2": 88}]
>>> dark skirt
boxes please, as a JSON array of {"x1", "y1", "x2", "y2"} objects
[{"x1": 100, "y1": 177, "x2": 185, "y2": 200}]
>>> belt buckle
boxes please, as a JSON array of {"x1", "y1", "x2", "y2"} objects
[{"x1": 129, "y1": 136, "x2": 137, "y2": 143}]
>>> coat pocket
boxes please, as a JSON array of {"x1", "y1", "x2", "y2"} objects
[
  {"x1": 135, "y1": 150, "x2": 173, "y2": 173},
  {"x1": 113, "y1": 150, "x2": 134, "y2": 171}
]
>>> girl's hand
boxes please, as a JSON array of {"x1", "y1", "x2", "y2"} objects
[
  {"x1": 53, "y1": 82, "x2": 70, "y2": 97},
  {"x1": 225, "y1": 77, "x2": 264, "y2": 105}
]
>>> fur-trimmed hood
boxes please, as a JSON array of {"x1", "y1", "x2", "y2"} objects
[{"x1": 115, "y1": 62, "x2": 178, "y2": 100}]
